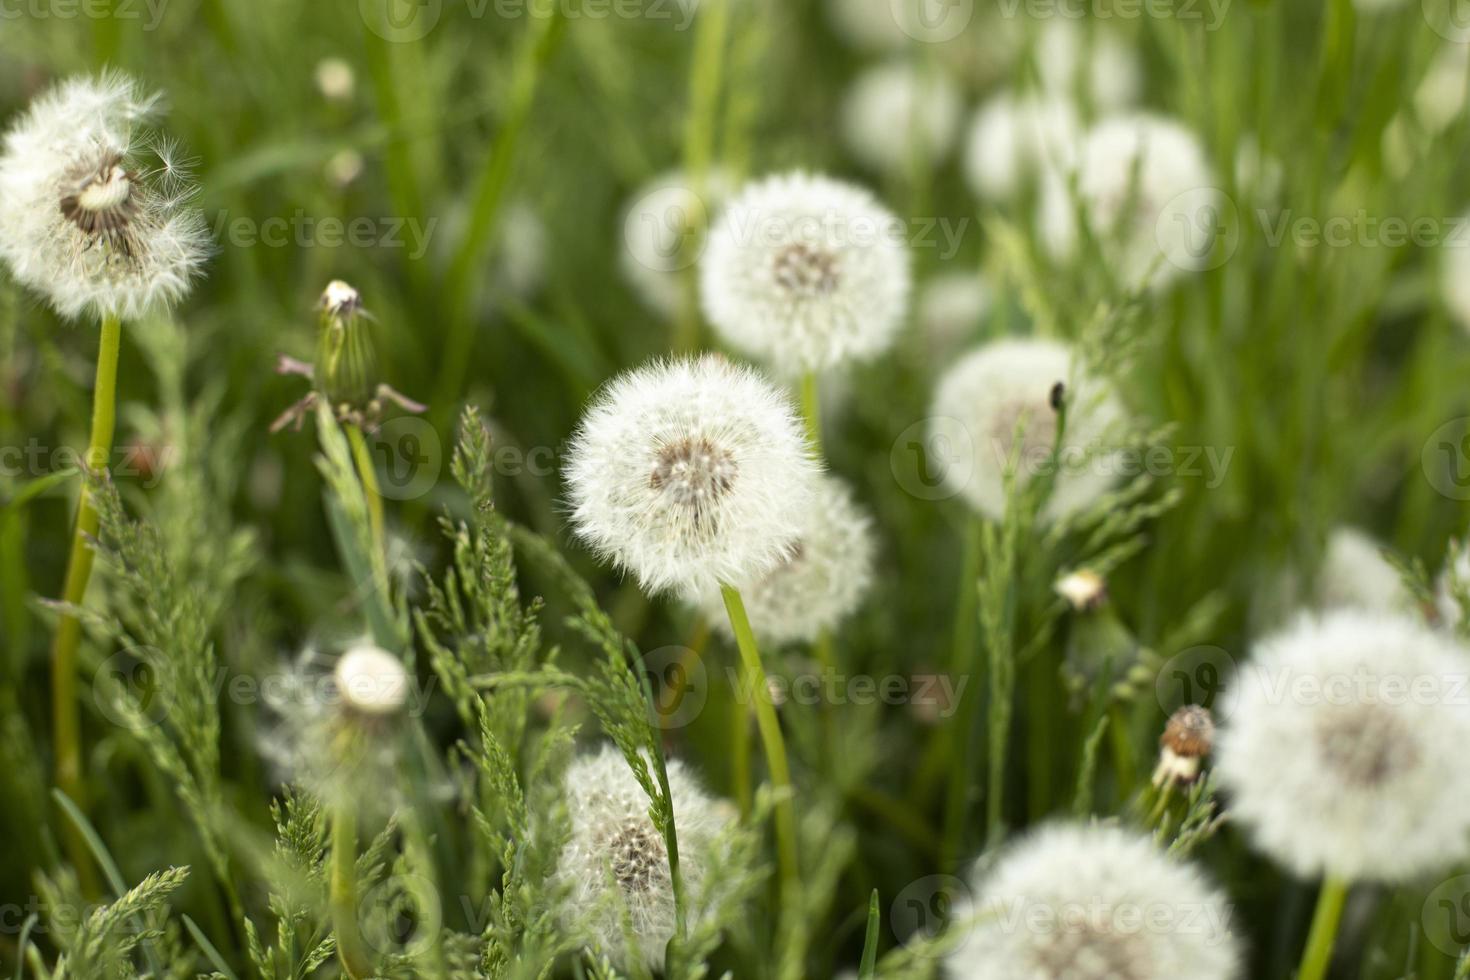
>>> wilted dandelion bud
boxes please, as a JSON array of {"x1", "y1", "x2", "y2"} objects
[
  {"x1": 928, "y1": 337, "x2": 1126, "y2": 522},
  {"x1": 554, "y1": 744, "x2": 733, "y2": 970},
  {"x1": 1216, "y1": 610, "x2": 1470, "y2": 882},
  {"x1": 839, "y1": 61, "x2": 961, "y2": 176},
  {"x1": 1055, "y1": 568, "x2": 1106, "y2": 611},
  {"x1": 316, "y1": 280, "x2": 376, "y2": 409},
  {"x1": 963, "y1": 93, "x2": 1081, "y2": 202},
  {"x1": 333, "y1": 643, "x2": 409, "y2": 718},
  {"x1": 1153, "y1": 705, "x2": 1215, "y2": 788},
  {"x1": 1038, "y1": 113, "x2": 1218, "y2": 290},
  {"x1": 314, "y1": 58, "x2": 355, "y2": 103},
  {"x1": 620, "y1": 168, "x2": 734, "y2": 321},
  {"x1": 701, "y1": 172, "x2": 911, "y2": 374},
  {"x1": 564, "y1": 356, "x2": 820, "y2": 598},
  {"x1": 0, "y1": 72, "x2": 210, "y2": 321},
  {"x1": 695, "y1": 474, "x2": 876, "y2": 645},
  {"x1": 917, "y1": 270, "x2": 990, "y2": 355},
  {"x1": 946, "y1": 823, "x2": 1242, "y2": 980}
]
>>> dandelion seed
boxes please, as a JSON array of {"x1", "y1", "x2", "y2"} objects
[
  {"x1": 928, "y1": 337, "x2": 1126, "y2": 522},
  {"x1": 0, "y1": 72, "x2": 210, "y2": 321},
  {"x1": 839, "y1": 61, "x2": 962, "y2": 176},
  {"x1": 946, "y1": 823, "x2": 1242, "y2": 980},
  {"x1": 694, "y1": 474, "x2": 876, "y2": 645},
  {"x1": 963, "y1": 92, "x2": 1081, "y2": 202},
  {"x1": 701, "y1": 172, "x2": 911, "y2": 374},
  {"x1": 564, "y1": 356, "x2": 820, "y2": 598},
  {"x1": 1216, "y1": 610, "x2": 1470, "y2": 882},
  {"x1": 1037, "y1": 113, "x2": 1217, "y2": 290},
  {"x1": 554, "y1": 744, "x2": 733, "y2": 970}
]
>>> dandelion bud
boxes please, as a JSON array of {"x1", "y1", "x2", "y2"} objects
[
  {"x1": 1152, "y1": 705, "x2": 1214, "y2": 788},
  {"x1": 1055, "y1": 568, "x2": 1106, "y2": 611},
  {"x1": 315, "y1": 280, "x2": 377, "y2": 410},
  {"x1": 333, "y1": 644, "x2": 409, "y2": 718},
  {"x1": 0, "y1": 72, "x2": 210, "y2": 320}
]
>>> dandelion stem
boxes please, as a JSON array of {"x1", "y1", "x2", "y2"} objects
[
  {"x1": 721, "y1": 584, "x2": 799, "y2": 893},
  {"x1": 329, "y1": 806, "x2": 373, "y2": 979},
  {"x1": 1297, "y1": 877, "x2": 1349, "y2": 980},
  {"x1": 675, "y1": 0, "x2": 731, "y2": 352},
  {"x1": 799, "y1": 371, "x2": 822, "y2": 455},
  {"x1": 50, "y1": 311, "x2": 121, "y2": 895},
  {"x1": 345, "y1": 423, "x2": 388, "y2": 574}
]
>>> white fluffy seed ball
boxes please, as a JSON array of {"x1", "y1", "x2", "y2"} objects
[
  {"x1": 564, "y1": 356, "x2": 821, "y2": 598},
  {"x1": 1035, "y1": 20, "x2": 1142, "y2": 110},
  {"x1": 1216, "y1": 610, "x2": 1470, "y2": 883},
  {"x1": 620, "y1": 168, "x2": 735, "y2": 321},
  {"x1": 700, "y1": 172, "x2": 912, "y2": 374},
  {"x1": 554, "y1": 744, "x2": 733, "y2": 970},
  {"x1": 839, "y1": 61, "x2": 962, "y2": 175},
  {"x1": 695, "y1": 474, "x2": 876, "y2": 645},
  {"x1": 928, "y1": 337, "x2": 1127, "y2": 522},
  {"x1": 333, "y1": 644, "x2": 409, "y2": 717},
  {"x1": 946, "y1": 823, "x2": 1243, "y2": 980},
  {"x1": 1037, "y1": 113, "x2": 1219, "y2": 290},
  {"x1": 963, "y1": 92, "x2": 1081, "y2": 201},
  {"x1": 1314, "y1": 527, "x2": 1416, "y2": 615}
]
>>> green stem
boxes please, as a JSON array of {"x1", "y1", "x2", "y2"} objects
[
  {"x1": 345, "y1": 424, "x2": 388, "y2": 569},
  {"x1": 330, "y1": 806, "x2": 373, "y2": 979},
  {"x1": 675, "y1": 0, "x2": 731, "y2": 352},
  {"x1": 799, "y1": 372, "x2": 822, "y2": 456},
  {"x1": 50, "y1": 312, "x2": 121, "y2": 894},
  {"x1": 937, "y1": 516, "x2": 983, "y2": 865},
  {"x1": 1297, "y1": 877, "x2": 1349, "y2": 980},
  {"x1": 721, "y1": 584, "x2": 798, "y2": 893}
]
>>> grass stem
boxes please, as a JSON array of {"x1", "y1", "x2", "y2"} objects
[
  {"x1": 330, "y1": 805, "x2": 372, "y2": 979},
  {"x1": 1297, "y1": 877, "x2": 1349, "y2": 980}
]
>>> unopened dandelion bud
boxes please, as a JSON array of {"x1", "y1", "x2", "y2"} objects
[
  {"x1": 1055, "y1": 568, "x2": 1106, "y2": 611},
  {"x1": 1153, "y1": 705, "x2": 1214, "y2": 787},
  {"x1": 316, "y1": 280, "x2": 377, "y2": 409}
]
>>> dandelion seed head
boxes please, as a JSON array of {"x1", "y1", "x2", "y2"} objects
[
  {"x1": 1216, "y1": 610, "x2": 1470, "y2": 882},
  {"x1": 333, "y1": 643, "x2": 409, "y2": 717},
  {"x1": 1035, "y1": 20, "x2": 1142, "y2": 110},
  {"x1": 963, "y1": 93, "x2": 1081, "y2": 202},
  {"x1": 0, "y1": 72, "x2": 210, "y2": 321},
  {"x1": 1314, "y1": 527, "x2": 1416, "y2": 614},
  {"x1": 555, "y1": 744, "x2": 732, "y2": 970},
  {"x1": 839, "y1": 61, "x2": 962, "y2": 175},
  {"x1": 928, "y1": 337, "x2": 1126, "y2": 522},
  {"x1": 565, "y1": 356, "x2": 820, "y2": 597},
  {"x1": 946, "y1": 823, "x2": 1241, "y2": 980},
  {"x1": 695, "y1": 474, "x2": 876, "y2": 645},
  {"x1": 701, "y1": 172, "x2": 911, "y2": 374}
]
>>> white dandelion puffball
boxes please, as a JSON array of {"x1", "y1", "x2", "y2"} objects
[
  {"x1": 946, "y1": 823, "x2": 1242, "y2": 980},
  {"x1": 555, "y1": 744, "x2": 732, "y2": 970},
  {"x1": 333, "y1": 643, "x2": 409, "y2": 717},
  {"x1": 826, "y1": 0, "x2": 965, "y2": 50},
  {"x1": 917, "y1": 270, "x2": 991, "y2": 354},
  {"x1": 1038, "y1": 113, "x2": 1220, "y2": 290},
  {"x1": 621, "y1": 168, "x2": 735, "y2": 321},
  {"x1": 928, "y1": 337, "x2": 1127, "y2": 522},
  {"x1": 839, "y1": 61, "x2": 962, "y2": 175},
  {"x1": 1441, "y1": 214, "x2": 1470, "y2": 333},
  {"x1": 0, "y1": 72, "x2": 209, "y2": 321},
  {"x1": 963, "y1": 92, "x2": 1081, "y2": 201},
  {"x1": 1035, "y1": 20, "x2": 1143, "y2": 110},
  {"x1": 701, "y1": 172, "x2": 912, "y2": 374},
  {"x1": 565, "y1": 356, "x2": 821, "y2": 598},
  {"x1": 1314, "y1": 527, "x2": 1416, "y2": 614},
  {"x1": 695, "y1": 474, "x2": 876, "y2": 645},
  {"x1": 1217, "y1": 610, "x2": 1470, "y2": 882}
]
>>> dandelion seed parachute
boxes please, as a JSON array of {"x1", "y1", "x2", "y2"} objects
[
  {"x1": 945, "y1": 823, "x2": 1242, "y2": 980},
  {"x1": 0, "y1": 72, "x2": 209, "y2": 321},
  {"x1": 694, "y1": 473, "x2": 876, "y2": 645},
  {"x1": 564, "y1": 355, "x2": 821, "y2": 598},
  {"x1": 554, "y1": 744, "x2": 733, "y2": 970},
  {"x1": 1216, "y1": 610, "x2": 1470, "y2": 882},
  {"x1": 963, "y1": 92, "x2": 1081, "y2": 202},
  {"x1": 700, "y1": 172, "x2": 911, "y2": 374},
  {"x1": 839, "y1": 61, "x2": 962, "y2": 175},
  {"x1": 928, "y1": 337, "x2": 1126, "y2": 522}
]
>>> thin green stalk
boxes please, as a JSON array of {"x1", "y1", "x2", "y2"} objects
[
  {"x1": 799, "y1": 372, "x2": 822, "y2": 456},
  {"x1": 936, "y1": 516, "x2": 984, "y2": 865},
  {"x1": 330, "y1": 806, "x2": 373, "y2": 979},
  {"x1": 50, "y1": 312, "x2": 122, "y2": 895},
  {"x1": 675, "y1": 0, "x2": 731, "y2": 352},
  {"x1": 345, "y1": 424, "x2": 388, "y2": 575},
  {"x1": 720, "y1": 584, "x2": 798, "y2": 892},
  {"x1": 1297, "y1": 877, "x2": 1349, "y2": 980}
]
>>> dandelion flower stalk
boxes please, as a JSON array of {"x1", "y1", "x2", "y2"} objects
[
  {"x1": 329, "y1": 804, "x2": 373, "y2": 979},
  {"x1": 1297, "y1": 877, "x2": 1349, "y2": 980},
  {"x1": 799, "y1": 371, "x2": 822, "y2": 454},
  {"x1": 721, "y1": 583, "x2": 798, "y2": 894}
]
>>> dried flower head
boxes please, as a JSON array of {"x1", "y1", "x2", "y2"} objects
[
  {"x1": 700, "y1": 172, "x2": 912, "y2": 374},
  {"x1": 0, "y1": 72, "x2": 209, "y2": 321},
  {"x1": 1038, "y1": 113, "x2": 1218, "y2": 290},
  {"x1": 695, "y1": 474, "x2": 876, "y2": 645},
  {"x1": 963, "y1": 92, "x2": 1081, "y2": 201},
  {"x1": 564, "y1": 356, "x2": 820, "y2": 598},
  {"x1": 946, "y1": 823, "x2": 1242, "y2": 980},
  {"x1": 554, "y1": 745, "x2": 733, "y2": 970},
  {"x1": 621, "y1": 168, "x2": 735, "y2": 321},
  {"x1": 928, "y1": 337, "x2": 1127, "y2": 522},
  {"x1": 1216, "y1": 610, "x2": 1470, "y2": 882},
  {"x1": 1153, "y1": 705, "x2": 1215, "y2": 787},
  {"x1": 839, "y1": 61, "x2": 962, "y2": 175}
]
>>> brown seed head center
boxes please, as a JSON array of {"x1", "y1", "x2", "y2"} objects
[
  {"x1": 773, "y1": 242, "x2": 840, "y2": 296},
  {"x1": 651, "y1": 437, "x2": 737, "y2": 516}
]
